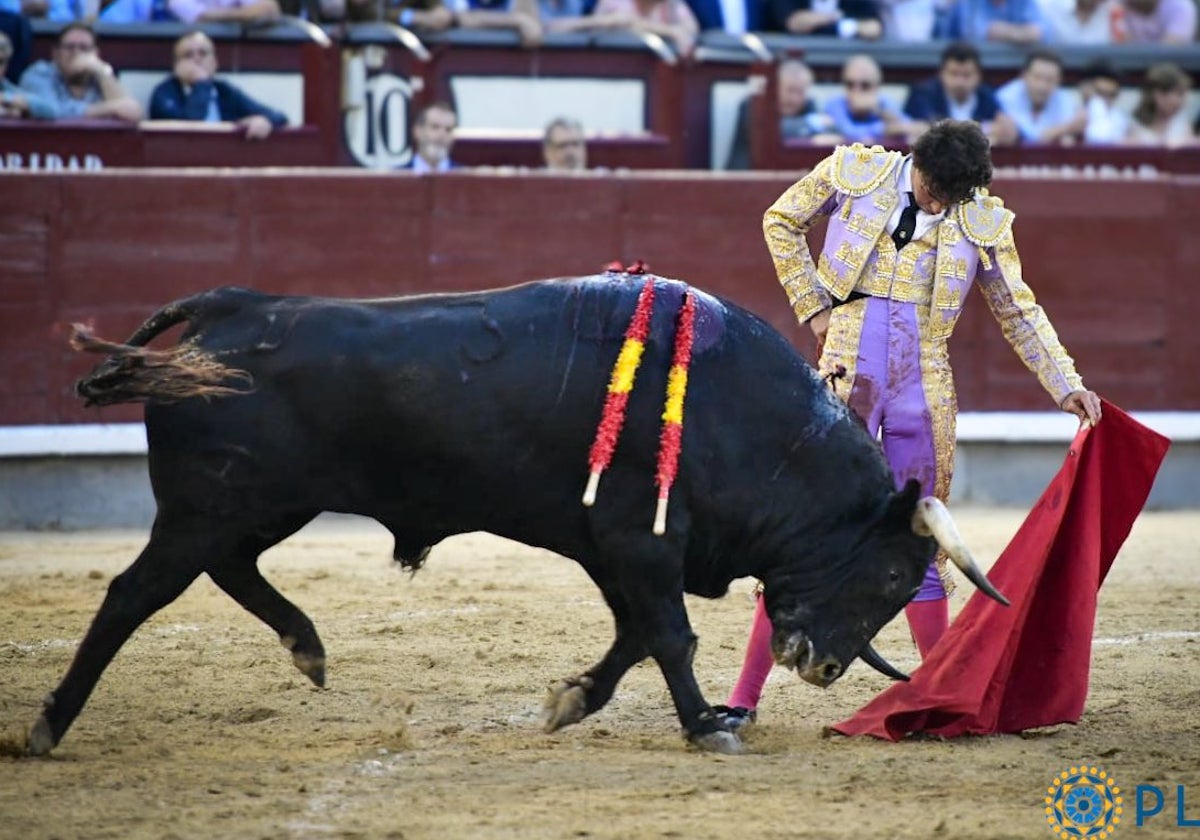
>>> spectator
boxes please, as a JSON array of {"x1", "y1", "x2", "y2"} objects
[
  {"x1": 0, "y1": 1, "x2": 44, "y2": 21},
  {"x1": 1038, "y1": 0, "x2": 1115, "y2": 42},
  {"x1": 939, "y1": 0, "x2": 1045, "y2": 44},
  {"x1": 18, "y1": 23, "x2": 142, "y2": 123},
  {"x1": 99, "y1": 0, "x2": 180, "y2": 22},
  {"x1": 577, "y1": 0, "x2": 700, "y2": 56},
  {"x1": 822, "y1": 54, "x2": 913, "y2": 143},
  {"x1": 149, "y1": 32, "x2": 287, "y2": 140},
  {"x1": 904, "y1": 42, "x2": 1002, "y2": 137},
  {"x1": 994, "y1": 48, "x2": 1082, "y2": 145},
  {"x1": 683, "y1": 0, "x2": 765, "y2": 32},
  {"x1": 0, "y1": 9, "x2": 31, "y2": 83},
  {"x1": 1, "y1": 30, "x2": 52, "y2": 118},
  {"x1": 540, "y1": 0, "x2": 592, "y2": 31},
  {"x1": 767, "y1": 0, "x2": 882, "y2": 37},
  {"x1": 1079, "y1": 58, "x2": 1127, "y2": 144},
  {"x1": 542, "y1": 116, "x2": 587, "y2": 170},
  {"x1": 340, "y1": 0, "x2": 454, "y2": 27},
  {"x1": 726, "y1": 59, "x2": 834, "y2": 170},
  {"x1": 406, "y1": 100, "x2": 458, "y2": 172},
  {"x1": 876, "y1": 0, "x2": 937, "y2": 39},
  {"x1": 1118, "y1": 0, "x2": 1197, "y2": 44},
  {"x1": 449, "y1": 0, "x2": 544, "y2": 47},
  {"x1": 1127, "y1": 62, "x2": 1195, "y2": 147},
  {"x1": 168, "y1": 0, "x2": 280, "y2": 24}
]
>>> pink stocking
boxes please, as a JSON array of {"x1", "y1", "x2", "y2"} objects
[
  {"x1": 904, "y1": 598, "x2": 949, "y2": 659},
  {"x1": 726, "y1": 595, "x2": 775, "y2": 710}
]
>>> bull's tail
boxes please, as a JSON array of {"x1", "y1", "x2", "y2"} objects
[{"x1": 71, "y1": 291, "x2": 253, "y2": 407}]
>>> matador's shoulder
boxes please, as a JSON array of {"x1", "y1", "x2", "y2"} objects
[
  {"x1": 955, "y1": 190, "x2": 1015, "y2": 247},
  {"x1": 828, "y1": 143, "x2": 903, "y2": 197}
]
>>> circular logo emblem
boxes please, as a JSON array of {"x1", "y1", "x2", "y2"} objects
[{"x1": 1046, "y1": 766, "x2": 1123, "y2": 838}]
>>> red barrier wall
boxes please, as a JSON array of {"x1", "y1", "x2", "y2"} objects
[{"x1": 1, "y1": 169, "x2": 1195, "y2": 426}]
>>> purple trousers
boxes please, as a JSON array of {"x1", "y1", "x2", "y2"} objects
[{"x1": 820, "y1": 296, "x2": 955, "y2": 601}]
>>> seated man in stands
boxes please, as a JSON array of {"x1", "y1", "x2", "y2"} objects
[
  {"x1": 542, "y1": 116, "x2": 587, "y2": 171},
  {"x1": 821, "y1": 54, "x2": 914, "y2": 144},
  {"x1": 1119, "y1": 0, "x2": 1197, "y2": 44},
  {"x1": 1078, "y1": 58, "x2": 1127, "y2": 145},
  {"x1": 149, "y1": 31, "x2": 288, "y2": 141},
  {"x1": 766, "y1": 0, "x2": 883, "y2": 38},
  {"x1": 405, "y1": 101, "x2": 458, "y2": 172},
  {"x1": 904, "y1": 42, "x2": 1006, "y2": 141},
  {"x1": 994, "y1": 48, "x2": 1083, "y2": 145},
  {"x1": 561, "y1": 0, "x2": 699, "y2": 57},
  {"x1": 938, "y1": 0, "x2": 1044, "y2": 44},
  {"x1": 168, "y1": 0, "x2": 280, "y2": 24},
  {"x1": 335, "y1": 0, "x2": 454, "y2": 27},
  {"x1": 683, "y1": 0, "x2": 764, "y2": 33},
  {"x1": 1039, "y1": 0, "x2": 1115, "y2": 43},
  {"x1": 18, "y1": 23, "x2": 141, "y2": 123},
  {"x1": 447, "y1": 0, "x2": 543, "y2": 47},
  {"x1": 726, "y1": 59, "x2": 836, "y2": 170},
  {"x1": 1, "y1": 30, "x2": 52, "y2": 119}
]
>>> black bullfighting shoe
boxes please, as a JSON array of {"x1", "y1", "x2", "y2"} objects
[{"x1": 712, "y1": 705, "x2": 757, "y2": 732}]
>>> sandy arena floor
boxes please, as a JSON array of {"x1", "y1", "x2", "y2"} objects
[{"x1": 1, "y1": 509, "x2": 1198, "y2": 840}]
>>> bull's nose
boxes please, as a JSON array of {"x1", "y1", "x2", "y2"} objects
[{"x1": 797, "y1": 657, "x2": 843, "y2": 687}]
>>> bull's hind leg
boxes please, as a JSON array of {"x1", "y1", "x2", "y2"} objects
[
  {"x1": 206, "y1": 516, "x2": 326, "y2": 687},
  {"x1": 28, "y1": 516, "x2": 213, "y2": 755},
  {"x1": 544, "y1": 584, "x2": 646, "y2": 732}
]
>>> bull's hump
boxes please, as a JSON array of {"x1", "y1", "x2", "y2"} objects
[{"x1": 572, "y1": 274, "x2": 726, "y2": 354}]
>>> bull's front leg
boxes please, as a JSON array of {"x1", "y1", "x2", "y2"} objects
[{"x1": 627, "y1": 587, "x2": 741, "y2": 755}]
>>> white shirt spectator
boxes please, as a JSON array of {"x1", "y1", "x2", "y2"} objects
[
  {"x1": 718, "y1": 0, "x2": 747, "y2": 33},
  {"x1": 1039, "y1": 0, "x2": 1115, "y2": 43},
  {"x1": 877, "y1": 0, "x2": 937, "y2": 39},
  {"x1": 1083, "y1": 95, "x2": 1127, "y2": 143}
]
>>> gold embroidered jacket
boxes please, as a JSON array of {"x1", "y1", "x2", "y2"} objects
[{"x1": 763, "y1": 143, "x2": 1085, "y2": 405}]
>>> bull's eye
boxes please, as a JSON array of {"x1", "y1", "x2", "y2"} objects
[{"x1": 888, "y1": 569, "x2": 901, "y2": 582}]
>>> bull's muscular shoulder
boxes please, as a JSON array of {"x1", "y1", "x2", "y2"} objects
[
  {"x1": 829, "y1": 143, "x2": 903, "y2": 197},
  {"x1": 953, "y1": 190, "x2": 1015, "y2": 247}
]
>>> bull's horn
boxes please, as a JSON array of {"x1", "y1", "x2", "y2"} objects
[
  {"x1": 859, "y1": 643, "x2": 910, "y2": 681},
  {"x1": 912, "y1": 497, "x2": 1011, "y2": 606}
]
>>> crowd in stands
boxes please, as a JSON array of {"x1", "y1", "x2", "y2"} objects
[
  {"x1": 726, "y1": 41, "x2": 1199, "y2": 168},
  {"x1": 0, "y1": 0, "x2": 1197, "y2": 162}
]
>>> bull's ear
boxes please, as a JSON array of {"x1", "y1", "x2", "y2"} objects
[{"x1": 883, "y1": 478, "x2": 923, "y2": 527}]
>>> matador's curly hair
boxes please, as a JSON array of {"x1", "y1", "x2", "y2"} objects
[{"x1": 911, "y1": 120, "x2": 993, "y2": 208}]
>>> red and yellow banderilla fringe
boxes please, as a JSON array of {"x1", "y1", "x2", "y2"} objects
[
  {"x1": 582, "y1": 277, "x2": 656, "y2": 506},
  {"x1": 583, "y1": 277, "x2": 698, "y2": 536},
  {"x1": 653, "y1": 290, "x2": 695, "y2": 535}
]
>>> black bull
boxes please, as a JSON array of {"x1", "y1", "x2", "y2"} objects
[{"x1": 30, "y1": 275, "x2": 1006, "y2": 756}]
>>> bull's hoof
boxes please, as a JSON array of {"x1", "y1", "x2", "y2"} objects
[
  {"x1": 543, "y1": 676, "x2": 593, "y2": 733},
  {"x1": 28, "y1": 715, "x2": 55, "y2": 757},
  {"x1": 688, "y1": 730, "x2": 743, "y2": 755},
  {"x1": 292, "y1": 651, "x2": 326, "y2": 688}
]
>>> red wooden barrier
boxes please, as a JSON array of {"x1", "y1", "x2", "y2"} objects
[{"x1": 0, "y1": 170, "x2": 1193, "y2": 426}]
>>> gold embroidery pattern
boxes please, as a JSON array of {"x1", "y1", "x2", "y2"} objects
[
  {"x1": 830, "y1": 144, "x2": 902, "y2": 197},
  {"x1": 978, "y1": 231, "x2": 1084, "y2": 405},
  {"x1": 956, "y1": 194, "x2": 1014, "y2": 247},
  {"x1": 765, "y1": 156, "x2": 841, "y2": 322},
  {"x1": 917, "y1": 313, "x2": 957, "y2": 595},
  {"x1": 818, "y1": 297, "x2": 868, "y2": 403}
]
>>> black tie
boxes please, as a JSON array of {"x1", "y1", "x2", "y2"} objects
[{"x1": 892, "y1": 191, "x2": 917, "y2": 250}]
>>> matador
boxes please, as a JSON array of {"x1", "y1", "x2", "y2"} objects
[{"x1": 717, "y1": 121, "x2": 1102, "y2": 731}]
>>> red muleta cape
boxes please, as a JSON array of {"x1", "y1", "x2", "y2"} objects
[{"x1": 833, "y1": 400, "x2": 1170, "y2": 740}]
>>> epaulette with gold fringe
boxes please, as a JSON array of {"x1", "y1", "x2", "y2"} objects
[
  {"x1": 829, "y1": 143, "x2": 902, "y2": 197},
  {"x1": 956, "y1": 191, "x2": 1015, "y2": 247}
]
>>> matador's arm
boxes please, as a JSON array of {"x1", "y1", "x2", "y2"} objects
[
  {"x1": 762, "y1": 155, "x2": 841, "y2": 324},
  {"x1": 976, "y1": 226, "x2": 1085, "y2": 406}
]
